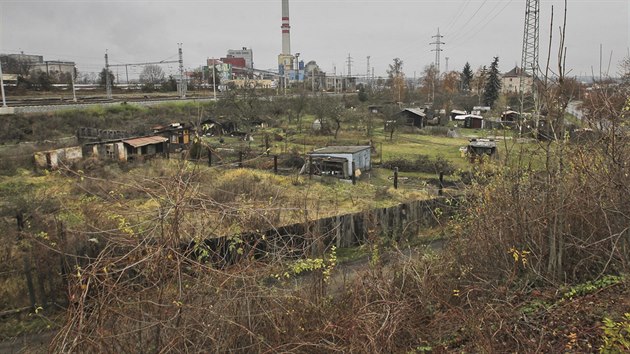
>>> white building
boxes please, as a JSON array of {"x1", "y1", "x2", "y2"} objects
[{"x1": 501, "y1": 66, "x2": 533, "y2": 94}]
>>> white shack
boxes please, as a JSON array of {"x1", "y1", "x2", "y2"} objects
[{"x1": 307, "y1": 146, "x2": 372, "y2": 178}]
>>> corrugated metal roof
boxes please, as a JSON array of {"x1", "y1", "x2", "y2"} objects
[
  {"x1": 469, "y1": 139, "x2": 497, "y2": 148},
  {"x1": 455, "y1": 114, "x2": 484, "y2": 120},
  {"x1": 310, "y1": 146, "x2": 371, "y2": 154},
  {"x1": 123, "y1": 136, "x2": 168, "y2": 148},
  {"x1": 401, "y1": 108, "x2": 427, "y2": 117}
]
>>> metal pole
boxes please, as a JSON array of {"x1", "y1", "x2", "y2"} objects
[
  {"x1": 0, "y1": 58, "x2": 7, "y2": 107},
  {"x1": 105, "y1": 50, "x2": 112, "y2": 99},
  {"x1": 351, "y1": 162, "x2": 356, "y2": 185},
  {"x1": 71, "y1": 66, "x2": 77, "y2": 103},
  {"x1": 212, "y1": 58, "x2": 217, "y2": 100},
  {"x1": 178, "y1": 43, "x2": 186, "y2": 98}
]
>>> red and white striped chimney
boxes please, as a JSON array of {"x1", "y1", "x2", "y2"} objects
[{"x1": 281, "y1": 0, "x2": 291, "y2": 55}]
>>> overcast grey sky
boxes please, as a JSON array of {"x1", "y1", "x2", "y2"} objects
[{"x1": 1, "y1": 0, "x2": 629, "y2": 79}]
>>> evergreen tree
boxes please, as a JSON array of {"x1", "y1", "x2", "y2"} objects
[
  {"x1": 98, "y1": 68, "x2": 115, "y2": 88},
  {"x1": 483, "y1": 57, "x2": 501, "y2": 107},
  {"x1": 461, "y1": 62, "x2": 473, "y2": 92}
]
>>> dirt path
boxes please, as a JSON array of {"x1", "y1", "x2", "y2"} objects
[{"x1": 327, "y1": 238, "x2": 446, "y2": 295}]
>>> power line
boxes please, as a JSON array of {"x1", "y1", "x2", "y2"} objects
[
  {"x1": 449, "y1": 0, "x2": 516, "y2": 49},
  {"x1": 443, "y1": 0, "x2": 472, "y2": 33},
  {"x1": 446, "y1": 0, "x2": 490, "y2": 43}
]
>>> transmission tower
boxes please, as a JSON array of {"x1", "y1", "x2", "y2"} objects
[
  {"x1": 430, "y1": 28, "x2": 445, "y2": 75},
  {"x1": 178, "y1": 43, "x2": 186, "y2": 99},
  {"x1": 346, "y1": 53, "x2": 353, "y2": 77},
  {"x1": 519, "y1": 0, "x2": 540, "y2": 117},
  {"x1": 366, "y1": 55, "x2": 371, "y2": 86}
]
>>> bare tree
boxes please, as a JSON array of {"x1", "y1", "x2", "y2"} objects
[{"x1": 139, "y1": 64, "x2": 165, "y2": 84}]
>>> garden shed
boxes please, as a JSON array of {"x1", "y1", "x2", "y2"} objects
[{"x1": 307, "y1": 146, "x2": 372, "y2": 178}]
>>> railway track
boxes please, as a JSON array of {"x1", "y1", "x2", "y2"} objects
[{"x1": 5, "y1": 94, "x2": 211, "y2": 107}]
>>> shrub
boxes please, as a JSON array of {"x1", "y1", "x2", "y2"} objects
[{"x1": 382, "y1": 155, "x2": 455, "y2": 175}]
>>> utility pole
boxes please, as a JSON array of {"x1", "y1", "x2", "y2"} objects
[
  {"x1": 333, "y1": 64, "x2": 337, "y2": 93},
  {"x1": 519, "y1": 0, "x2": 540, "y2": 129},
  {"x1": 430, "y1": 28, "x2": 445, "y2": 75},
  {"x1": 346, "y1": 53, "x2": 353, "y2": 77},
  {"x1": 71, "y1": 66, "x2": 77, "y2": 103},
  {"x1": 105, "y1": 50, "x2": 112, "y2": 99},
  {"x1": 0, "y1": 57, "x2": 7, "y2": 107},
  {"x1": 178, "y1": 43, "x2": 186, "y2": 99},
  {"x1": 212, "y1": 58, "x2": 217, "y2": 100}
]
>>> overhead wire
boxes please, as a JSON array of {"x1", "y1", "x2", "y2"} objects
[
  {"x1": 443, "y1": 0, "x2": 473, "y2": 34},
  {"x1": 449, "y1": 0, "x2": 517, "y2": 50},
  {"x1": 444, "y1": 0, "x2": 490, "y2": 43}
]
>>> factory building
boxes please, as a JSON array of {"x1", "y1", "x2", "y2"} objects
[
  {"x1": 226, "y1": 47, "x2": 254, "y2": 69},
  {"x1": 0, "y1": 52, "x2": 76, "y2": 80}
]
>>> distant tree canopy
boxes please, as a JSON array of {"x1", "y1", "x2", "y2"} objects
[
  {"x1": 1, "y1": 56, "x2": 31, "y2": 77},
  {"x1": 387, "y1": 58, "x2": 405, "y2": 102},
  {"x1": 418, "y1": 64, "x2": 438, "y2": 102},
  {"x1": 139, "y1": 65, "x2": 166, "y2": 84},
  {"x1": 483, "y1": 57, "x2": 501, "y2": 108}
]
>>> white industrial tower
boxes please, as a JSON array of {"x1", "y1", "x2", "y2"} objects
[
  {"x1": 278, "y1": 0, "x2": 294, "y2": 74},
  {"x1": 281, "y1": 0, "x2": 291, "y2": 55}
]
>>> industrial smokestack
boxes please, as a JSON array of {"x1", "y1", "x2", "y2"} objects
[{"x1": 281, "y1": 0, "x2": 291, "y2": 55}]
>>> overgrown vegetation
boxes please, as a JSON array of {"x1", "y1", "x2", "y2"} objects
[
  {"x1": 382, "y1": 155, "x2": 455, "y2": 175},
  {"x1": 2, "y1": 17, "x2": 630, "y2": 350}
]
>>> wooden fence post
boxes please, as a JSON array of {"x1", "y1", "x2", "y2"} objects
[
  {"x1": 17, "y1": 214, "x2": 37, "y2": 311},
  {"x1": 394, "y1": 167, "x2": 399, "y2": 189},
  {"x1": 274, "y1": 155, "x2": 278, "y2": 174},
  {"x1": 309, "y1": 156, "x2": 313, "y2": 179}
]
